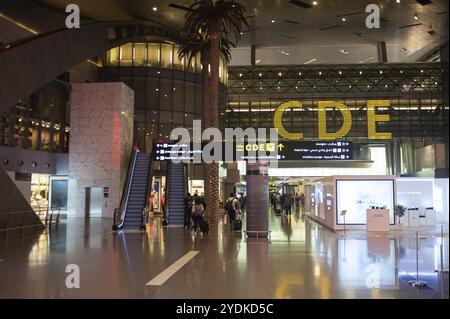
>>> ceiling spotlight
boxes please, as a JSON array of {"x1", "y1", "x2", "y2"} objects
[
  {"x1": 396, "y1": 0, "x2": 400, "y2": 3},
  {"x1": 152, "y1": 7, "x2": 158, "y2": 12},
  {"x1": 341, "y1": 17, "x2": 347, "y2": 22},
  {"x1": 313, "y1": 1, "x2": 318, "y2": 5},
  {"x1": 414, "y1": 13, "x2": 419, "y2": 20},
  {"x1": 338, "y1": 49, "x2": 349, "y2": 55},
  {"x1": 271, "y1": 19, "x2": 276, "y2": 23}
]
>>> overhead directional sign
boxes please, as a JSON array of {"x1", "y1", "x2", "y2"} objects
[
  {"x1": 275, "y1": 141, "x2": 353, "y2": 160},
  {"x1": 153, "y1": 141, "x2": 352, "y2": 162}
]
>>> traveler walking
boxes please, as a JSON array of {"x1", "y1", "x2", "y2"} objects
[
  {"x1": 294, "y1": 193, "x2": 300, "y2": 212},
  {"x1": 192, "y1": 197, "x2": 204, "y2": 233},
  {"x1": 275, "y1": 193, "x2": 282, "y2": 216},
  {"x1": 300, "y1": 193, "x2": 305, "y2": 213},
  {"x1": 280, "y1": 193, "x2": 286, "y2": 215},
  {"x1": 184, "y1": 193, "x2": 192, "y2": 229},
  {"x1": 224, "y1": 193, "x2": 238, "y2": 231},
  {"x1": 285, "y1": 194, "x2": 293, "y2": 216}
]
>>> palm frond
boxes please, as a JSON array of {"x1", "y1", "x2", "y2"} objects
[{"x1": 184, "y1": 0, "x2": 249, "y2": 44}]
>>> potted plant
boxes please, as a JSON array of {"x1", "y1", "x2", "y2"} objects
[{"x1": 394, "y1": 204, "x2": 406, "y2": 226}]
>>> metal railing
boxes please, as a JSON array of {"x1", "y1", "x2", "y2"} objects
[
  {"x1": 141, "y1": 150, "x2": 155, "y2": 230},
  {"x1": 113, "y1": 148, "x2": 139, "y2": 230},
  {"x1": 0, "y1": 207, "x2": 61, "y2": 234},
  {"x1": 34, "y1": 207, "x2": 61, "y2": 227}
]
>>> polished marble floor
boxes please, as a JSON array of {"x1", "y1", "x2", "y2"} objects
[{"x1": 0, "y1": 208, "x2": 448, "y2": 299}]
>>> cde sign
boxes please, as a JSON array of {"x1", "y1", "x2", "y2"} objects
[{"x1": 274, "y1": 100, "x2": 392, "y2": 141}]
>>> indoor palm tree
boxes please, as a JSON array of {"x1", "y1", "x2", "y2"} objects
[
  {"x1": 178, "y1": 33, "x2": 233, "y2": 128},
  {"x1": 181, "y1": 0, "x2": 248, "y2": 223}
]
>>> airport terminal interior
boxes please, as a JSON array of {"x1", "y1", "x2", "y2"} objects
[{"x1": 0, "y1": 0, "x2": 449, "y2": 299}]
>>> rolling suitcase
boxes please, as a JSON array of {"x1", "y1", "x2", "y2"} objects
[
  {"x1": 200, "y1": 218, "x2": 209, "y2": 234},
  {"x1": 234, "y1": 218, "x2": 242, "y2": 231},
  {"x1": 275, "y1": 202, "x2": 282, "y2": 216}
]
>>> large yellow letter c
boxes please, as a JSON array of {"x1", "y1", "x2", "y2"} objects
[{"x1": 274, "y1": 101, "x2": 303, "y2": 140}]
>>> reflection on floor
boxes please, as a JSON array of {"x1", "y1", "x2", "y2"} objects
[{"x1": 0, "y1": 208, "x2": 448, "y2": 299}]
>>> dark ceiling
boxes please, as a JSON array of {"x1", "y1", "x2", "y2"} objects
[{"x1": 0, "y1": 0, "x2": 448, "y2": 63}]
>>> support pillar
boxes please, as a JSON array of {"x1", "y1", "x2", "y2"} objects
[
  {"x1": 224, "y1": 162, "x2": 239, "y2": 200},
  {"x1": 246, "y1": 161, "x2": 269, "y2": 237}
]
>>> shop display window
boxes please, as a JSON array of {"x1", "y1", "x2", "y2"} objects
[{"x1": 31, "y1": 174, "x2": 50, "y2": 211}]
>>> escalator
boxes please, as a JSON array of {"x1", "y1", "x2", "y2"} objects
[
  {"x1": 166, "y1": 162, "x2": 186, "y2": 225},
  {"x1": 113, "y1": 149, "x2": 152, "y2": 230}
]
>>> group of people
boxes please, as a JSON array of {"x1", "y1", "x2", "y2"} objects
[
  {"x1": 271, "y1": 192, "x2": 305, "y2": 216},
  {"x1": 223, "y1": 193, "x2": 242, "y2": 231},
  {"x1": 184, "y1": 193, "x2": 207, "y2": 232}
]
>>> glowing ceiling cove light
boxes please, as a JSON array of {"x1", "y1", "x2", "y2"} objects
[{"x1": 304, "y1": 58, "x2": 317, "y2": 64}]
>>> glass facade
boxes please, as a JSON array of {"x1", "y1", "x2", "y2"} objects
[
  {"x1": 0, "y1": 77, "x2": 70, "y2": 153},
  {"x1": 104, "y1": 42, "x2": 228, "y2": 84},
  {"x1": 101, "y1": 42, "x2": 228, "y2": 153},
  {"x1": 224, "y1": 63, "x2": 447, "y2": 143}
]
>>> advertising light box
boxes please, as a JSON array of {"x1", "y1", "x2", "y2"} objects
[{"x1": 336, "y1": 180, "x2": 395, "y2": 225}]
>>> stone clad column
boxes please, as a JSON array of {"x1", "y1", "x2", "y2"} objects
[
  {"x1": 246, "y1": 161, "x2": 269, "y2": 237},
  {"x1": 67, "y1": 83, "x2": 134, "y2": 218}
]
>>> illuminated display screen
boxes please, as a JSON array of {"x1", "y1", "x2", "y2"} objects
[{"x1": 336, "y1": 180, "x2": 395, "y2": 225}]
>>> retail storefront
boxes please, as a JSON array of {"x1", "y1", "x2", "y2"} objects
[{"x1": 30, "y1": 174, "x2": 49, "y2": 211}]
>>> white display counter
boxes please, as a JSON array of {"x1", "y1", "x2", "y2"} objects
[
  {"x1": 408, "y1": 210, "x2": 420, "y2": 227},
  {"x1": 367, "y1": 209, "x2": 390, "y2": 232},
  {"x1": 405, "y1": 209, "x2": 436, "y2": 227}
]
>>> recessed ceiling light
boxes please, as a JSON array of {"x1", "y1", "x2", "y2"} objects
[
  {"x1": 271, "y1": 18, "x2": 276, "y2": 23},
  {"x1": 313, "y1": 1, "x2": 318, "y2": 5},
  {"x1": 152, "y1": 7, "x2": 158, "y2": 12},
  {"x1": 414, "y1": 13, "x2": 419, "y2": 20},
  {"x1": 341, "y1": 17, "x2": 347, "y2": 22},
  {"x1": 338, "y1": 49, "x2": 349, "y2": 55},
  {"x1": 396, "y1": 0, "x2": 400, "y2": 3}
]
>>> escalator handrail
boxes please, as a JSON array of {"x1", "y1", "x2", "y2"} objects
[
  {"x1": 117, "y1": 149, "x2": 140, "y2": 229},
  {"x1": 142, "y1": 151, "x2": 154, "y2": 228}
]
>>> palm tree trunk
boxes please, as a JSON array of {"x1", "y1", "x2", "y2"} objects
[
  {"x1": 204, "y1": 31, "x2": 220, "y2": 224},
  {"x1": 201, "y1": 54, "x2": 211, "y2": 206},
  {"x1": 201, "y1": 55, "x2": 210, "y2": 129}
]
